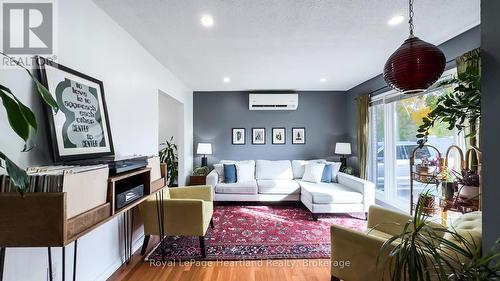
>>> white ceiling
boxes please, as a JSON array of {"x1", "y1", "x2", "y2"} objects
[{"x1": 93, "y1": 0, "x2": 480, "y2": 91}]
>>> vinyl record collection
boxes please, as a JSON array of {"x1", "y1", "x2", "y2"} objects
[{"x1": 0, "y1": 164, "x2": 108, "y2": 193}]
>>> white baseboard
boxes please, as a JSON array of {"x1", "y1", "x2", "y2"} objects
[{"x1": 94, "y1": 234, "x2": 145, "y2": 281}]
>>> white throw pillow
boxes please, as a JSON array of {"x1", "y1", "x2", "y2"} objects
[
  {"x1": 255, "y1": 160, "x2": 293, "y2": 180},
  {"x1": 213, "y1": 163, "x2": 225, "y2": 183},
  {"x1": 325, "y1": 161, "x2": 342, "y2": 182},
  {"x1": 292, "y1": 159, "x2": 326, "y2": 179},
  {"x1": 302, "y1": 163, "x2": 326, "y2": 183},
  {"x1": 236, "y1": 162, "x2": 255, "y2": 182}
]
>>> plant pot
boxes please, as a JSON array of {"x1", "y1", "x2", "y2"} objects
[
  {"x1": 419, "y1": 194, "x2": 436, "y2": 215},
  {"x1": 458, "y1": 185, "x2": 480, "y2": 199},
  {"x1": 442, "y1": 182, "x2": 456, "y2": 200},
  {"x1": 416, "y1": 166, "x2": 430, "y2": 174}
]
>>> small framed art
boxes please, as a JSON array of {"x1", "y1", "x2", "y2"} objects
[
  {"x1": 292, "y1": 127, "x2": 306, "y2": 144},
  {"x1": 232, "y1": 128, "x2": 246, "y2": 145},
  {"x1": 252, "y1": 128, "x2": 266, "y2": 145},
  {"x1": 272, "y1": 128, "x2": 286, "y2": 145}
]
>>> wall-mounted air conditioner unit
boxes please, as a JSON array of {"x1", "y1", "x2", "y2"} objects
[{"x1": 249, "y1": 93, "x2": 298, "y2": 110}]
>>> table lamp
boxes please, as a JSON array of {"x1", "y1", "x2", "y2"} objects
[
  {"x1": 335, "y1": 142, "x2": 352, "y2": 169},
  {"x1": 197, "y1": 143, "x2": 212, "y2": 167}
]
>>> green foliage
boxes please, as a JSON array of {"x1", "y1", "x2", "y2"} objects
[
  {"x1": 159, "y1": 137, "x2": 178, "y2": 187},
  {"x1": 416, "y1": 70, "x2": 481, "y2": 148},
  {"x1": 193, "y1": 166, "x2": 210, "y2": 176},
  {"x1": 377, "y1": 192, "x2": 500, "y2": 281},
  {"x1": 0, "y1": 53, "x2": 58, "y2": 194}
]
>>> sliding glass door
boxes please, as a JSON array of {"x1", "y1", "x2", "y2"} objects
[{"x1": 369, "y1": 69, "x2": 464, "y2": 211}]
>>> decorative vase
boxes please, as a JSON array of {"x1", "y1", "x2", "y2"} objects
[
  {"x1": 442, "y1": 182, "x2": 456, "y2": 200},
  {"x1": 458, "y1": 185, "x2": 480, "y2": 199}
]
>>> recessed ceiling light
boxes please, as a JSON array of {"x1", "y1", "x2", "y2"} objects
[
  {"x1": 223, "y1": 77, "x2": 231, "y2": 83},
  {"x1": 388, "y1": 15, "x2": 405, "y2": 26},
  {"x1": 320, "y1": 78, "x2": 327, "y2": 83},
  {"x1": 200, "y1": 15, "x2": 214, "y2": 27}
]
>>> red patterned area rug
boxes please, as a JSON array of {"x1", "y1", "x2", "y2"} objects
[{"x1": 146, "y1": 204, "x2": 366, "y2": 261}]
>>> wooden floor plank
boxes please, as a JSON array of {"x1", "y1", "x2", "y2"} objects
[{"x1": 108, "y1": 237, "x2": 331, "y2": 281}]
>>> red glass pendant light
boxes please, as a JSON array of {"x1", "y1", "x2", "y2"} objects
[{"x1": 383, "y1": 0, "x2": 445, "y2": 94}]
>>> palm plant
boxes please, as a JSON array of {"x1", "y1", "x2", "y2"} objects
[
  {"x1": 0, "y1": 53, "x2": 58, "y2": 194},
  {"x1": 159, "y1": 136, "x2": 178, "y2": 186}
]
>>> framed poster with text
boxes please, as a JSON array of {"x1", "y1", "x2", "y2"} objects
[{"x1": 37, "y1": 58, "x2": 114, "y2": 162}]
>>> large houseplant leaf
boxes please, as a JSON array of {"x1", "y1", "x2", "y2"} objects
[{"x1": 0, "y1": 152, "x2": 29, "y2": 194}]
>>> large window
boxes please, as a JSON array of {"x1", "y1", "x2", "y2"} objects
[{"x1": 369, "y1": 69, "x2": 465, "y2": 211}]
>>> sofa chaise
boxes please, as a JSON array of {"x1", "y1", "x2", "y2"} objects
[{"x1": 206, "y1": 159, "x2": 375, "y2": 220}]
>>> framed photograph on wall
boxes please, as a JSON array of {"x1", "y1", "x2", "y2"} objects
[
  {"x1": 37, "y1": 58, "x2": 114, "y2": 162},
  {"x1": 272, "y1": 128, "x2": 286, "y2": 145},
  {"x1": 232, "y1": 128, "x2": 246, "y2": 145},
  {"x1": 292, "y1": 127, "x2": 306, "y2": 144},
  {"x1": 252, "y1": 128, "x2": 266, "y2": 145}
]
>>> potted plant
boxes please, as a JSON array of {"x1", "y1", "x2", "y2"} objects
[
  {"x1": 193, "y1": 166, "x2": 210, "y2": 176},
  {"x1": 418, "y1": 192, "x2": 437, "y2": 215},
  {"x1": 453, "y1": 169, "x2": 480, "y2": 200},
  {"x1": 0, "y1": 54, "x2": 58, "y2": 195},
  {"x1": 416, "y1": 157, "x2": 438, "y2": 174},
  {"x1": 159, "y1": 136, "x2": 178, "y2": 187},
  {"x1": 377, "y1": 194, "x2": 500, "y2": 281},
  {"x1": 416, "y1": 53, "x2": 480, "y2": 148},
  {"x1": 440, "y1": 167, "x2": 458, "y2": 200}
]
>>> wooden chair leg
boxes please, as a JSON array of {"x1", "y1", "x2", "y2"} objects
[
  {"x1": 210, "y1": 218, "x2": 215, "y2": 228},
  {"x1": 199, "y1": 236, "x2": 206, "y2": 258},
  {"x1": 331, "y1": 276, "x2": 341, "y2": 281},
  {"x1": 140, "y1": 235, "x2": 150, "y2": 255}
]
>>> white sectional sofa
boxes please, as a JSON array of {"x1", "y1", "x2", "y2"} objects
[{"x1": 206, "y1": 159, "x2": 375, "y2": 220}]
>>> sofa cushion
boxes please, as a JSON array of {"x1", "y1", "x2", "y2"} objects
[
  {"x1": 291, "y1": 159, "x2": 326, "y2": 179},
  {"x1": 213, "y1": 164, "x2": 225, "y2": 183},
  {"x1": 325, "y1": 161, "x2": 342, "y2": 182},
  {"x1": 223, "y1": 164, "x2": 237, "y2": 183},
  {"x1": 255, "y1": 160, "x2": 293, "y2": 180},
  {"x1": 298, "y1": 180, "x2": 363, "y2": 204},
  {"x1": 220, "y1": 160, "x2": 255, "y2": 167},
  {"x1": 257, "y1": 179, "x2": 300, "y2": 194},
  {"x1": 302, "y1": 163, "x2": 326, "y2": 183},
  {"x1": 236, "y1": 162, "x2": 255, "y2": 182},
  {"x1": 215, "y1": 181, "x2": 258, "y2": 194}
]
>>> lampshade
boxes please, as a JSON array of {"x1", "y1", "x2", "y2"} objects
[
  {"x1": 196, "y1": 143, "x2": 212, "y2": 155},
  {"x1": 335, "y1": 143, "x2": 352, "y2": 155},
  {"x1": 383, "y1": 36, "x2": 446, "y2": 94}
]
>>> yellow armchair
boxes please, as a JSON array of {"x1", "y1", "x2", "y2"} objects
[
  {"x1": 139, "y1": 185, "x2": 214, "y2": 258},
  {"x1": 330, "y1": 205, "x2": 481, "y2": 281}
]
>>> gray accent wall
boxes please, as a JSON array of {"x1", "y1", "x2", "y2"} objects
[
  {"x1": 481, "y1": 0, "x2": 500, "y2": 250},
  {"x1": 345, "y1": 26, "x2": 481, "y2": 172},
  {"x1": 193, "y1": 91, "x2": 348, "y2": 166}
]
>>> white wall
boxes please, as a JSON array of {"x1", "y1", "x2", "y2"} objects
[
  {"x1": 0, "y1": 0, "x2": 193, "y2": 280},
  {"x1": 158, "y1": 91, "x2": 185, "y2": 184}
]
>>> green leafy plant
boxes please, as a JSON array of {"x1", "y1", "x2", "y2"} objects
[
  {"x1": 377, "y1": 191, "x2": 500, "y2": 281},
  {"x1": 159, "y1": 136, "x2": 178, "y2": 187},
  {"x1": 0, "y1": 53, "x2": 58, "y2": 194},
  {"x1": 416, "y1": 69, "x2": 480, "y2": 148},
  {"x1": 193, "y1": 166, "x2": 210, "y2": 176}
]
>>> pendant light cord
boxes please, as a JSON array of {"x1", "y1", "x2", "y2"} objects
[{"x1": 408, "y1": 0, "x2": 415, "y2": 37}]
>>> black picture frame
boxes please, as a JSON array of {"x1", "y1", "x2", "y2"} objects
[
  {"x1": 272, "y1": 127, "x2": 286, "y2": 145},
  {"x1": 37, "y1": 57, "x2": 115, "y2": 163},
  {"x1": 292, "y1": 127, "x2": 306, "y2": 144},
  {"x1": 232, "y1": 128, "x2": 246, "y2": 145},
  {"x1": 252, "y1": 128, "x2": 266, "y2": 145}
]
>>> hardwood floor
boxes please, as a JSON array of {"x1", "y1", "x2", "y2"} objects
[{"x1": 108, "y1": 237, "x2": 331, "y2": 281}]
